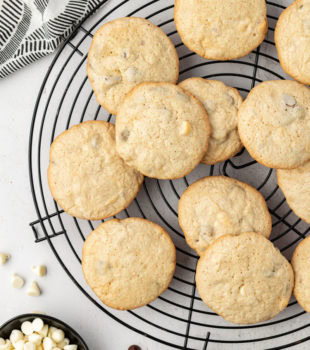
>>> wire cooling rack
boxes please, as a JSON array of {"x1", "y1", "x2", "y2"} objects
[{"x1": 28, "y1": 1, "x2": 310, "y2": 349}]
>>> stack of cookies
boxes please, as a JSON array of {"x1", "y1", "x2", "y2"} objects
[{"x1": 47, "y1": 0, "x2": 310, "y2": 325}]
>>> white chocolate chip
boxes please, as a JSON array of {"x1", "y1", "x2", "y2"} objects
[
  {"x1": 28, "y1": 333, "x2": 42, "y2": 345},
  {"x1": 32, "y1": 265, "x2": 47, "y2": 277},
  {"x1": 32, "y1": 318, "x2": 44, "y2": 333},
  {"x1": 14, "y1": 340, "x2": 25, "y2": 350},
  {"x1": 38, "y1": 325, "x2": 49, "y2": 338},
  {"x1": 179, "y1": 121, "x2": 191, "y2": 136},
  {"x1": 51, "y1": 329, "x2": 65, "y2": 343},
  {"x1": 90, "y1": 134, "x2": 101, "y2": 149},
  {"x1": 9, "y1": 329, "x2": 23, "y2": 344},
  {"x1": 47, "y1": 327, "x2": 57, "y2": 339},
  {"x1": 0, "y1": 340, "x2": 12, "y2": 350},
  {"x1": 282, "y1": 94, "x2": 296, "y2": 108},
  {"x1": 204, "y1": 99, "x2": 216, "y2": 114},
  {"x1": 58, "y1": 338, "x2": 70, "y2": 348},
  {"x1": 11, "y1": 274, "x2": 25, "y2": 289},
  {"x1": 64, "y1": 345, "x2": 78, "y2": 350},
  {"x1": 21, "y1": 321, "x2": 33, "y2": 336},
  {"x1": 121, "y1": 48, "x2": 131, "y2": 59},
  {"x1": 26, "y1": 281, "x2": 41, "y2": 296},
  {"x1": 125, "y1": 67, "x2": 138, "y2": 82},
  {"x1": 24, "y1": 342, "x2": 36, "y2": 350},
  {"x1": 0, "y1": 253, "x2": 10, "y2": 265},
  {"x1": 0, "y1": 339, "x2": 4, "y2": 345},
  {"x1": 42, "y1": 337, "x2": 55, "y2": 350}
]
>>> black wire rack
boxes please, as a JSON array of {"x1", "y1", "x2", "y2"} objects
[{"x1": 28, "y1": 1, "x2": 310, "y2": 349}]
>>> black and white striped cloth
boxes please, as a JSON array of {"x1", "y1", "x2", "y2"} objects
[{"x1": 0, "y1": 0, "x2": 103, "y2": 79}]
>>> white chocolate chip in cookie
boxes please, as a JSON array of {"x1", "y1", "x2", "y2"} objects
[
  {"x1": 281, "y1": 93, "x2": 297, "y2": 108},
  {"x1": 125, "y1": 67, "x2": 139, "y2": 82},
  {"x1": 179, "y1": 121, "x2": 191, "y2": 135},
  {"x1": 102, "y1": 74, "x2": 121, "y2": 87}
]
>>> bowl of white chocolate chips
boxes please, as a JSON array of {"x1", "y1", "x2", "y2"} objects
[{"x1": 0, "y1": 314, "x2": 88, "y2": 350}]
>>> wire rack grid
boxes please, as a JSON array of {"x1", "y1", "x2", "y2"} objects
[{"x1": 29, "y1": 1, "x2": 310, "y2": 349}]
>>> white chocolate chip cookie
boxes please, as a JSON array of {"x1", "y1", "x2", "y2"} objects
[
  {"x1": 196, "y1": 232, "x2": 294, "y2": 324},
  {"x1": 291, "y1": 236, "x2": 310, "y2": 312},
  {"x1": 87, "y1": 17, "x2": 179, "y2": 115},
  {"x1": 115, "y1": 82, "x2": 210, "y2": 179},
  {"x1": 179, "y1": 78, "x2": 243, "y2": 165},
  {"x1": 178, "y1": 176, "x2": 272, "y2": 255},
  {"x1": 275, "y1": 0, "x2": 310, "y2": 85},
  {"x1": 82, "y1": 218, "x2": 176, "y2": 310},
  {"x1": 48, "y1": 121, "x2": 143, "y2": 220},
  {"x1": 238, "y1": 80, "x2": 310, "y2": 169},
  {"x1": 278, "y1": 160, "x2": 310, "y2": 224},
  {"x1": 174, "y1": 0, "x2": 267, "y2": 60}
]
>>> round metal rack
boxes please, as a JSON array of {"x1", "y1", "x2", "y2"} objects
[{"x1": 29, "y1": 1, "x2": 310, "y2": 349}]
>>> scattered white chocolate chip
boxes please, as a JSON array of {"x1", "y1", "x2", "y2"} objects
[
  {"x1": 282, "y1": 93, "x2": 296, "y2": 108},
  {"x1": 0, "y1": 253, "x2": 10, "y2": 265},
  {"x1": 26, "y1": 281, "x2": 41, "y2": 296},
  {"x1": 32, "y1": 318, "x2": 44, "y2": 333},
  {"x1": 51, "y1": 329, "x2": 64, "y2": 343},
  {"x1": 11, "y1": 274, "x2": 25, "y2": 289},
  {"x1": 179, "y1": 121, "x2": 191, "y2": 136},
  {"x1": 9, "y1": 330, "x2": 23, "y2": 344},
  {"x1": 125, "y1": 67, "x2": 138, "y2": 82},
  {"x1": 21, "y1": 321, "x2": 33, "y2": 336},
  {"x1": 32, "y1": 265, "x2": 47, "y2": 277}
]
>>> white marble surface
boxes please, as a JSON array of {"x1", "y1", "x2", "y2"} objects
[{"x1": 0, "y1": 54, "x2": 169, "y2": 350}]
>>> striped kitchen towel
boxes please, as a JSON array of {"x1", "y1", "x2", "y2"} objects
[{"x1": 0, "y1": 0, "x2": 103, "y2": 79}]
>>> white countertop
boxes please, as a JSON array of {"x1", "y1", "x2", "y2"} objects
[{"x1": 0, "y1": 54, "x2": 169, "y2": 350}]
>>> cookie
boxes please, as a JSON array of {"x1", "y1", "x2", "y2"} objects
[
  {"x1": 196, "y1": 232, "x2": 294, "y2": 324},
  {"x1": 47, "y1": 121, "x2": 143, "y2": 220},
  {"x1": 275, "y1": 0, "x2": 310, "y2": 85},
  {"x1": 87, "y1": 17, "x2": 179, "y2": 115},
  {"x1": 174, "y1": 0, "x2": 267, "y2": 60},
  {"x1": 178, "y1": 176, "x2": 272, "y2": 256},
  {"x1": 238, "y1": 80, "x2": 310, "y2": 169},
  {"x1": 291, "y1": 236, "x2": 310, "y2": 312},
  {"x1": 82, "y1": 218, "x2": 176, "y2": 310},
  {"x1": 277, "y1": 160, "x2": 310, "y2": 224},
  {"x1": 179, "y1": 78, "x2": 243, "y2": 165},
  {"x1": 115, "y1": 82, "x2": 210, "y2": 179}
]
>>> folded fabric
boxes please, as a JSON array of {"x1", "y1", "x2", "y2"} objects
[{"x1": 0, "y1": 0, "x2": 103, "y2": 79}]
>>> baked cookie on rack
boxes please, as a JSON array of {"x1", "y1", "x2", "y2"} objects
[
  {"x1": 196, "y1": 232, "x2": 294, "y2": 324},
  {"x1": 178, "y1": 176, "x2": 272, "y2": 255},
  {"x1": 174, "y1": 0, "x2": 267, "y2": 60},
  {"x1": 87, "y1": 17, "x2": 179, "y2": 115},
  {"x1": 275, "y1": 0, "x2": 310, "y2": 85},
  {"x1": 48, "y1": 121, "x2": 143, "y2": 220},
  {"x1": 82, "y1": 218, "x2": 176, "y2": 310},
  {"x1": 291, "y1": 236, "x2": 310, "y2": 312},
  {"x1": 179, "y1": 78, "x2": 243, "y2": 165},
  {"x1": 115, "y1": 82, "x2": 210, "y2": 179},
  {"x1": 238, "y1": 80, "x2": 310, "y2": 169},
  {"x1": 277, "y1": 160, "x2": 310, "y2": 224}
]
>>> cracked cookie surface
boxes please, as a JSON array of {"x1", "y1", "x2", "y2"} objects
[
  {"x1": 275, "y1": 0, "x2": 310, "y2": 85},
  {"x1": 48, "y1": 121, "x2": 144, "y2": 220},
  {"x1": 238, "y1": 80, "x2": 310, "y2": 169},
  {"x1": 87, "y1": 17, "x2": 179, "y2": 115},
  {"x1": 178, "y1": 176, "x2": 272, "y2": 255},
  {"x1": 179, "y1": 78, "x2": 243, "y2": 165},
  {"x1": 115, "y1": 82, "x2": 210, "y2": 179},
  {"x1": 82, "y1": 218, "x2": 176, "y2": 310},
  {"x1": 174, "y1": 0, "x2": 267, "y2": 60},
  {"x1": 196, "y1": 232, "x2": 294, "y2": 324}
]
